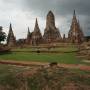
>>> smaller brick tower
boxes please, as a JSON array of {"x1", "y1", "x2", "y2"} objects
[
  {"x1": 7, "y1": 23, "x2": 16, "y2": 47},
  {"x1": 31, "y1": 18, "x2": 42, "y2": 45},
  {"x1": 26, "y1": 27, "x2": 31, "y2": 44},
  {"x1": 68, "y1": 10, "x2": 84, "y2": 43}
]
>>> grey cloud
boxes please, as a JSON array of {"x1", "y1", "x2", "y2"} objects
[
  {"x1": 2, "y1": 0, "x2": 90, "y2": 19},
  {"x1": 1, "y1": 0, "x2": 90, "y2": 36},
  {"x1": 23, "y1": 0, "x2": 90, "y2": 36},
  {"x1": 23, "y1": 0, "x2": 90, "y2": 16},
  {"x1": 2, "y1": 0, "x2": 90, "y2": 20}
]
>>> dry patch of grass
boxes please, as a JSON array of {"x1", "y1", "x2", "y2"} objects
[{"x1": 0, "y1": 64, "x2": 90, "y2": 90}]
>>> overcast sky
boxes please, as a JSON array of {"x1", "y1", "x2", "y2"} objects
[{"x1": 0, "y1": 0, "x2": 90, "y2": 39}]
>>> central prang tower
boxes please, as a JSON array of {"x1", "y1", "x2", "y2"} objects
[{"x1": 43, "y1": 11, "x2": 62, "y2": 43}]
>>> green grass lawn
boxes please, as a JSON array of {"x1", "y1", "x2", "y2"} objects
[
  {"x1": 0, "y1": 52, "x2": 82, "y2": 64},
  {"x1": 0, "y1": 47, "x2": 89, "y2": 65}
]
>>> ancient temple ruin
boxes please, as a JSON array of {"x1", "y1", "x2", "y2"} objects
[
  {"x1": 43, "y1": 11, "x2": 62, "y2": 43},
  {"x1": 6, "y1": 10, "x2": 85, "y2": 47},
  {"x1": 68, "y1": 10, "x2": 84, "y2": 44},
  {"x1": 7, "y1": 23, "x2": 16, "y2": 47}
]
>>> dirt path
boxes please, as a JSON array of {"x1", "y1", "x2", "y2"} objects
[{"x1": 0, "y1": 60, "x2": 90, "y2": 71}]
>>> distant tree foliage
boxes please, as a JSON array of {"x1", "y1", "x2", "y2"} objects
[{"x1": 0, "y1": 26, "x2": 6, "y2": 43}]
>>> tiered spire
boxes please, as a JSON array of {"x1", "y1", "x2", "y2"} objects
[
  {"x1": 34, "y1": 18, "x2": 40, "y2": 32},
  {"x1": 35, "y1": 18, "x2": 38, "y2": 27},
  {"x1": 73, "y1": 10, "x2": 76, "y2": 16},
  {"x1": 26, "y1": 27, "x2": 31, "y2": 44},
  {"x1": 8, "y1": 23, "x2": 13, "y2": 36},
  {"x1": 27, "y1": 27, "x2": 30, "y2": 37},
  {"x1": 7, "y1": 23, "x2": 16, "y2": 47},
  {"x1": 68, "y1": 10, "x2": 84, "y2": 43},
  {"x1": 31, "y1": 18, "x2": 42, "y2": 45},
  {"x1": 72, "y1": 10, "x2": 77, "y2": 24}
]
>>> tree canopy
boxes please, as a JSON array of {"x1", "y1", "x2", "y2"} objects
[{"x1": 0, "y1": 26, "x2": 6, "y2": 43}]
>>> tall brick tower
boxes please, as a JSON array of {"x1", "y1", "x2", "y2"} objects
[
  {"x1": 43, "y1": 11, "x2": 62, "y2": 43},
  {"x1": 7, "y1": 23, "x2": 16, "y2": 47},
  {"x1": 26, "y1": 27, "x2": 31, "y2": 44},
  {"x1": 68, "y1": 10, "x2": 84, "y2": 43},
  {"x1": 31, "y1": 18, "x2": 42, "y2": 45}
]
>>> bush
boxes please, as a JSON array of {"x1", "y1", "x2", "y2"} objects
[{"x1": 0, "y1": 45, "x2": 11, "y2": 53}]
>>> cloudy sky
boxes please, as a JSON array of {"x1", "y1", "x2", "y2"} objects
[{"x1": 0, "y1": 0, "x2": 90, "y2": 39}]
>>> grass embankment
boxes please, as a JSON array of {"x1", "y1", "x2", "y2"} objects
[
  {"x1": 0, "y1": 52, "x2": 81, "y2": 64},
  {"x1": 0, "y1": 64, "x2": 90, "y2": 90},
  {"x1": 12, "y1": 47, "x2": 78, "y2": 52},
  {"x1": 0, "y1": 47, "x2": 89, "y2": 65}
]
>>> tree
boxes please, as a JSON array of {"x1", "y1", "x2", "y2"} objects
[{"x1": 0, "y1": 26, "x2": 6, "y2": 43}]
